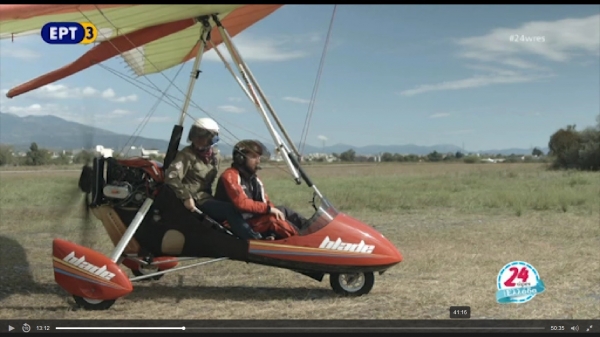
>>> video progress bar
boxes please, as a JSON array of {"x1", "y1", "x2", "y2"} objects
[
  {"x1": 55, "y1": 327, "x2": 185, "y2": 330},
  {"x1": 55, "y1": 326, "x2": 546, "y2": 331}
]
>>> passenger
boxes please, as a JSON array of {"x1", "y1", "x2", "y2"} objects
[
  {"x1": 214, "y1": 139, "x2": 307, "y2": 240},
  {"x1": 163, "y1": 118, "x2": 262, "y2": 240}
]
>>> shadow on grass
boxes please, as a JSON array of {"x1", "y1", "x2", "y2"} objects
[
  {"x1": 0, "y1": 235, "x2": 45, "y2": 299},
  {"x1": 126, "y1": 282, "x2": 336, "y2": 302},
  {"x1": 3, "y1": 285, "x2": 337, "y2": 311},
  {"x1": 0, "y1": 235, "x2": 337, "y2": 311}
]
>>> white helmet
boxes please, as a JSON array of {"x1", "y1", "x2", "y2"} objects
[
  {"x1": 188, "y1": 117, "x2": 220, "y2": 143},
  {"x1": 193, "y1": 117, "x2": 219, "y2": 133}
]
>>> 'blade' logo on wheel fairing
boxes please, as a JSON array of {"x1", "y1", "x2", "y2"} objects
[
  {"x1": 319, "y1": 236, "x2": 375, "y2": 254},
  {"x1": 63, "y1": 251, "x2": 116, "y2": 281}
]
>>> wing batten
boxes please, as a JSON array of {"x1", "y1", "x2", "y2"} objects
[
  {"x1": 6, "y1": 18, "x2": 197, "y2": 98},
  {"x1": 3, "y1": 5, "x2": 284, "y2": 99}
]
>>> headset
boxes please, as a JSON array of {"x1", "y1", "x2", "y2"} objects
[
  {"x1": 233, "y1": 140, "x2": 268, "y2": 169},
  {"x1": 233, "y1": 148, "x2": 246, "y2": 166}
]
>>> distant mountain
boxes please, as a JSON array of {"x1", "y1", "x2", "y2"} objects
[
  {"x1": 0, "y1": 112, "x2": 544, "y2": 156},
  {"x1": 0, "y1": 112, "x2": 173, "y2": 153},
  {"x1": 311, "y1": 143, "x2": 464, "y2": 156},
  {"x1": 472, "y1": 147, "x2": 548, "y2": 156}
]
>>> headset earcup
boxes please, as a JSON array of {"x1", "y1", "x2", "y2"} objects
[{"x1": 234, "y1": 153, "x2": 244, "y2": 165}]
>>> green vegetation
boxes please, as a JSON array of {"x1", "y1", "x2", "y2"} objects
[
  {"x1": 263, "y1": 163, "x2": 600, "y2": 218},
  {"x1": 1, "y1": 162, "x2": 598, "y2": 320}
]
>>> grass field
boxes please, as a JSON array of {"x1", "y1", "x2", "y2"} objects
[{"x1": 0, "y1": 162, "x2": 598, "y2": 320}]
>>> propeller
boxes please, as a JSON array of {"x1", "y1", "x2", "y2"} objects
[
  {"x1": 77, "y1": 118, "x2": 96, "y2": 249},
  {"x1": 49, "y1": 160, "x2": 95, "y2": 249},
  {"x1": 50, "y1": 113, "x2": 98, "y2": 249}
]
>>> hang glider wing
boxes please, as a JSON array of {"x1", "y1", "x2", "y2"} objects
[{"x1": 0, "y1": 4, "x2": 283, "y2": 98}]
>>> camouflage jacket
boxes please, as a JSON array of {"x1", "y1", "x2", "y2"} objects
[{"x1": 164, "y1": 146, "x2": 221, "y2": 205}]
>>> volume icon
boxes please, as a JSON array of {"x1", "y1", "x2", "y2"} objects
[{"x1": 571, "y1": 325, "x2": 579, "y2": 331}]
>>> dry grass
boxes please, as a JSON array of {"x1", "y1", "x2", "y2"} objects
[{"x1": 0, "y1": 162, "x2": 598, "y2": 320}]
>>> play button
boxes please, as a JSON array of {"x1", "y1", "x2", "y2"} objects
[{"x1": 8, "y1": 325, "x2": 14, "y2": 331}]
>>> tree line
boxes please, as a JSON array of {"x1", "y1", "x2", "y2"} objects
[
  {"x1": 546, "y1": 114, "x2": 600, "y2": 171},
  {"x1": 330, "y1": 113, "x2": 600, "y2": 171},
  {"x1": 330, "y1": 149, "x2": 546, "y2": 163},
  {"x1": 1, "y1": 114, "x2": 598, "y2": 171}
]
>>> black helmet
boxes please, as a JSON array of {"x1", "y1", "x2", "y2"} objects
[{"x1": 232, "y1": 140, "x2": 270, "y2": 165}]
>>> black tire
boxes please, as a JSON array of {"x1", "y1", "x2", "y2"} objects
[
  {"x1": 131, "y1": 268, "x2": 164, "y2": 281},
  {"x1": 73, "y1": 296, "x2": 116, "y2": 310},
  {"x1": 329, "y1": 272, "x2": 375, "y2": 296}
]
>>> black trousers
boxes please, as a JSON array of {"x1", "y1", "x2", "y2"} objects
[
  {"x1": 276, "y1": 205, "x2": 308, "y2": 231},
  {"x1": 198, "y1": 199, "x2": 262, "y2": 240},
  {"x1": 151, "y1": 185, "x2": 250, "y2": 260}
]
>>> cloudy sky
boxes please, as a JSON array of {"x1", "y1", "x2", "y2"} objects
[{"x1": 1, "y1": 5, "x2": 598, "y2": 152}]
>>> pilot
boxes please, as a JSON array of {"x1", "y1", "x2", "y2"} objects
[
  {"x1": 214, "y1": 139, "x2": 307, "y2": 239},
  {"x1": 163, "y1": 118, "x2": 262, "y2": 240}
]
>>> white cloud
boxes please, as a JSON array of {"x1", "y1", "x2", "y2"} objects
[
  {"x1": 30, "y1": 84, "x2": 99, "y2": 99},
  {"x1": 204, "y1": 33, "x2": 320, "y2": 63},
  {"x1": 111, "y1": 109, "x2": 133, "y2": 115},
  {"x1": 218, "y1": 105, "x2": 245, "y2": 113},
  {"x1": 456, "y1": 14, "x2": 599, "y2": 66},
  {"x1": 113, "y1": 94, "x2": 138, "y2": 103},
  {"x1": 317, "y1": 135, "x2": 328, "y2": 141},
  {"x1": 0, "y1": 46, "x2": 40, "y2": 60},
  {"x1": 0, "y1": 102, "x2": 85, "y2": 123},
  {"x1": 429, "y1": 113, "x2": 451, "y2": 119},
  {"x1": 399, "y1": 14, "x2": 599, "y2": 96},
  {"x1": 283, "y1": 96, "x2": 311, "y2": 104},
  {"x1": 102, "y1": 88, "x2": 116, "y2": 99},
  {"x1": 400, "y1": 73, "x2": 541, "y2": 96},
  {"x1": 2, "y1": 103, "x2": 44, "y2": 115},
  {"x1": 89, "y1": 109, "x2": 136, "y2": 124},
  {"x1": 18, "y1": 83, "x2": 138, "y2": 103},
  {"x1": 101, "y1": 88, "x2": 138, "y2": 103},
  {"x1": 82, "y1": 87, "x2": 99, "y2": 96},
  {"x1": 0, "y1": 89, "x2": 8, "y2": 104},
  {"x1": 228, "y1": 97, "x2": 243, "y2": 102}
]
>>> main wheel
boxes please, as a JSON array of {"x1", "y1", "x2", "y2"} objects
[
  {"x1": 329, "y1": 272, "x2": 374, "y2": 296},
  {"x1": 131, "y1": 266, "x2": 164, "y2": 281},
  {"x1": 73, "y1": 296, "x2": 116, "y2": 310}
]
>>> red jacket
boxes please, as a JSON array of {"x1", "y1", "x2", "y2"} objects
[{"x1": 215, "y1": 166, "x2": 297, "y2": 238}]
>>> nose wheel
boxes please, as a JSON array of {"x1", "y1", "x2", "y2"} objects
[
  {"x1": 73, "y1": 296, "x2": 116, "y2": 311},
  {"x1": 329, "y1": 272, "x2": 374, "y2": 296}
]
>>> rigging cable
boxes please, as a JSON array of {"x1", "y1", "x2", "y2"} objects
[
  {"x1": 79, "y1": 8, "x2": 253, "y2": 157},
  {"x1": 99, "y1": 61, "x2": 293, "y2": 176},
  {"x1": 298, "y1": 4, "x2": 337, "y2": 157},
  {"x1": 74, "y1": 7, "x2": 300, "y2": 177}
]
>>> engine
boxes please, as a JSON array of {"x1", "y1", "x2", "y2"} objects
[{"x1": 103, "y1": 158, "x2": 159, "y2": 208}]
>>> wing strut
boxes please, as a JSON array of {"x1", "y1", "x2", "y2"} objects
[
  {"x1": 163, "y1": 15, "x2": 212, "y2": 171},
  {"x1": 212, "y1": 15, "x2": 324, "y2": 199},
  {"x1": 207, "y1": 33, "x2": 301, "y2": 161},
  {"x1": 109, "y1": 16, "x2": 212, "y2": 263}
]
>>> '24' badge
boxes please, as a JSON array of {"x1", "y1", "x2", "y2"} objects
[{"x1": 496, "y1": 261, "x2": 546, "y2": 304}]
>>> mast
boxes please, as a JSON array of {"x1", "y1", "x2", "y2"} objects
[
  {"x1": 208, "y1": 39, "x2": 300, "y2": 160},
  {"x1": 212, "y1": 16, "x2": 301, "y2": 184},
  {"x1": 211, "y1": 15, "x2": 324, "y2": 198},
  {"x1": 163, "y1": 16, "x2": 212, "y2": 170},
  {"x1": 240, "y1": 59, "x2": 302, "y2": 160},
  {"x1": 108, "y1": 15, "x2": 213, "y2": 264}
]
